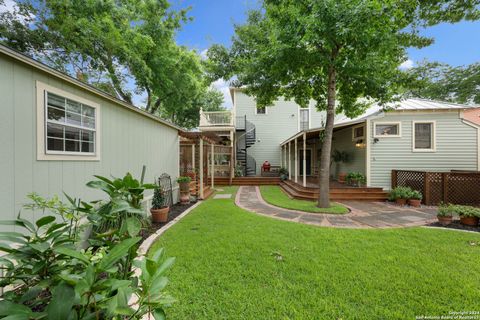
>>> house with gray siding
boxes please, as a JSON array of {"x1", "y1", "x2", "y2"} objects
[
  {"x1": 0, "y1": 45, "x2": 181, "y2": 226},
  {"x1": 199, "y1": 88, "x2": 480, "y2": 194}
]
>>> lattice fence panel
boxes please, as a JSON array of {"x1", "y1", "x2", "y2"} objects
[
  {"x1": 395, "y1": 170, "x2": 425, "y2": 196},
  {"x1": 447, "y1": 172, "x2": 480, "y2": 205},
  {"x1": 427, "y1": 172, "x2": 444, "y2": 206}
]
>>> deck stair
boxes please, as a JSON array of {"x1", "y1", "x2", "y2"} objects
[
  {"x1": 280, "y1": 179, "x2": 388, "y2": 201},
  {"x1": 209, "y1": 177, "x2": 280, "y2": 186}
]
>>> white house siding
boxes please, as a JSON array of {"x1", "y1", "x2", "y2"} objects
[
  {"x1": 234, "y1": 91, "x2": 327, "y2": 173},
  {"x1": 0, "y1": 54, "x2": 179, "y2": 230},
  {"x1": 330, "y1": 125, "x2": 366, "y2": 177},
  {"x1": 369, "y1": 111, "x2": 478, "y2": 190}
]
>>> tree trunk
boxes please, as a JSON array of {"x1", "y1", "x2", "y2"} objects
[{"x1": 317, "y1": 66, "x2": 336, "y2": 208}]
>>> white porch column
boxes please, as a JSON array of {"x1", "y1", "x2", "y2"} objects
[
  {"x1": 199, "y1": 138, "x2": 204, "y2": 199},
  {"x1": 294, "y1": 138, "x2": 298, "y2": 183},
  {"x1": 288, "y1": 142, "x2": 292, "y2": 180},
  {"x1": 211, "y1": 143, "x2": 215, "y2": 189},
  {"x1": 283, "y1": 145, "x2": 286, "y2": 168},
  {"x1": 303, "y1": 132, "x2": 307, "y2": 187},
  {"x1": 191, "y1": 144, "x2": 196, "y2": 171}
]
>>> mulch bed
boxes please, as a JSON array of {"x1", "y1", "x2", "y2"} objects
[
  {"x1": 141, "y1": 201, "x2": 198, "y2": 240},
  {"x1": 427, "y1": 220, "x2": 480, "y2": 233}
]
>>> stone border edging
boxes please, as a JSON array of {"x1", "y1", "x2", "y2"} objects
[{"x1": 138, "y1": 200, "x2": 203, "y2": 256}]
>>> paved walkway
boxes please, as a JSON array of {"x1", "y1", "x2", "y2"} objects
[{"x1": 235, "y1": 186, "x2": 437, "y2": 228}]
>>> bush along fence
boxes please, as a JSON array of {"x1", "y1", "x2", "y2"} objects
[{"x1": 391, "y1": 170, "x2": 480, "y2": 206}]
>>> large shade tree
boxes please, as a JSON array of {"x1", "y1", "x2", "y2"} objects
[
  {"x1": 0, "y1": 0, "x2": 223, "y2": 128},
  {"x1": 207, "y1": 0, "x2": 480, "y2": 208},
  {"x1": 408, "y1": 61, "x2": 480, "y2": 104}
]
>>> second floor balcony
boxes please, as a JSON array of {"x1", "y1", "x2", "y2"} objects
[{"x1": 199, "y1": 110, "x2": 234, "y2": 128}]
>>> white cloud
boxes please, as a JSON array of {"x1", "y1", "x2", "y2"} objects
[
  {"x1": 200, "y1": 48, "x2": 208, "y2": 60},
  {"x1": 399, "y1": 59, "x2": 414, "y2": 70},
  {"x1": 212, "y1": 78, "x2": 232, "y2": 109},
  {"x1": 0, "y1": 0, "x2": 16, "y2": 13}
]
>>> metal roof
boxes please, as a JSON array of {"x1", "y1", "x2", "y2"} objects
[{"x1": 280, "y1": 98, "x2": 479, "y2": 145}]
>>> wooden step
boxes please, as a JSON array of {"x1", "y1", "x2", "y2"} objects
[
  {"x1": 209, "y1": 177, "x2": 281, "y2": 186},
  {"x1": 280, "y1": 181, "x2": 388, "y2": 202}
]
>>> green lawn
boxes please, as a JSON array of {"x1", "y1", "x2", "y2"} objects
[
  {"x1": 259, "y1": 185, "x2": 349, "y2": 214},
  {"x1": 150, "y1": 186, "x2": 480, "y2": 319}
]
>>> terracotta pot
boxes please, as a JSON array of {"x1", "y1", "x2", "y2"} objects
[
  {"x1": 179, "y1": 182, "x2": 190, "y2": 193},
  {"x1": 150, "y1": 207, "x2": 169, "y2": 223},
  {"x1": 408, "y1": 199, "x2": 421, "y2": 207},
  {"x1": 338, "y1": 172, "x2": 347, "y2": 184},
  {"x1": 459, "y1": 216, "x2": 479, "y2": 226},
  {"x1": 437, "y1": 215, "x2": 453, "y2": 226},
  {"x1": 180, "y1": 191, "x2": 190, "y2": 204},
  {"x1": 395, "y1": 198, "x2": 407, "y2": 206}
]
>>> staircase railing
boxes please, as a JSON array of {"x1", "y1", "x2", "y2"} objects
[{"x1": 200, "y1": 110, "x2": 234, "y2": 127}]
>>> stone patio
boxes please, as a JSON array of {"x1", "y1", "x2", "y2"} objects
[{"x1": 235, "y1": 186, "x2": 437, "y2": 228}]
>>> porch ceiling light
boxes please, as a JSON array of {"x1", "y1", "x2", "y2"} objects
[{"x1": 355, "y1": 139, "x2": 366, "y2": 148}]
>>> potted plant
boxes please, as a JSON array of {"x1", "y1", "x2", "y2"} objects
[
  {"x1": 150, "y1": 187, "x2": 169, "y2": 223},
  {"x1": 389, "y1": 186, "x2": 411, "y2": 206},
  {"x1": 177, "y1": 176, "x2": 192, "y2": 204},
  {"x1": 346, "y1": 172, "x2": 366, "y2": 187},
  {"x1": 407, "y1": 190, "x2": 422, "y2": 207},
  {"x1": 331, "y1": 150, "x2": 350, "y2": 183},
  {"x1": 437, "y1": 203, "x2": 454, "y2": 226},
  {"x1": 457, "y1": 205, "x2": 480, "y2": 226},
  {"x1": 279, "y1": 167, "x2": 289, "y2": 181}
]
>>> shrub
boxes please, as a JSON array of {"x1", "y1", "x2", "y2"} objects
[
  {"x1": 0, "y1": 172, "x2": 175, "y2": 319},
  {"x1": 453, "y1": 205, "x2": 480, "y2": 218},
  {"x1": 85, "y1": 173, "x2": 156, "y2": 237},
  {"x1": 346, "y1": 172, "x2": 366, "y2": 186},
  {"x1": 279, "y1": 167, "x2": 289, "y2": 175},
  {"x1": 408, "y1": 190, "x2": 423, "y2": 200},
  {"x1": 437, "y1": 203, "x2": 455, "y2": 217},
  {"x1": 152, "y1": 187, "x2": 167, "y2": 210},
  {"x1": 176, "y1": 176, "x2": 192, "y2": 184},
  {"x1": 388, "y1": 186, "x2": 412, "y2": 200}
]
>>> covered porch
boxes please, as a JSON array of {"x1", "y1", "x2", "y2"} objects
[
  {"x1": 179, "y1": 131, "x2": 234, "y2": 199},
  {"x1": 278, "y1": 120, "x2": 388, "y2": 201}
]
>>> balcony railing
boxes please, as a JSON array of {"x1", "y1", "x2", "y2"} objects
[{"x1": 199, "y1": 110, "x2": 234, "y2": 127}]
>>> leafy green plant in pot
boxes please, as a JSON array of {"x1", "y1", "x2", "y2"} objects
[
  {"x1": 437, "y1": 203, "x2": 454, "y2": 226},
  {"x1": 279, "y1": 167, "x2": 289, "y2": 181},
  {"x1": 456, "y1": 205, "x2": 480, "y2": 226},
  {"x1": 177, "y1": 176, "x2": 192, "y2": 204},
  {"x1": 389, "y1": 186, "x2": 412, "y2": 206},
  {"x1": 407, "y1": 190, "x2": 423, "y2": 207},
  {"x1": 346, "y1": 172, "x2": 366, "y2": 187},
  {"x1": 151, "y1": 187, "x2": 169, "y2": 223}
]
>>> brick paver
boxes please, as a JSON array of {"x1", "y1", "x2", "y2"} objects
[{"x1": 235, "y1": 186, "x2": 436, "y2": 229}]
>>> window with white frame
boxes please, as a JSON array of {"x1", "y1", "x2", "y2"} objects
[
  {"x1": 299, "y1": 108, "x2": 309, "y2": 130},
  {"x1": 374, "y1": 122, "x2": 401, "y2": 137},
  {"x1": 45, "y1": 91, "x2": 97, "y2": 154},
  {"x1": 256, "y1": 105, "x2": 266, "y2": 114},
  {"x1": 352, "y1": 124, "x2": 365, "y2": 140},
  {"x1": 413, "y1": 121, "x2": 435, "y2": 151}
]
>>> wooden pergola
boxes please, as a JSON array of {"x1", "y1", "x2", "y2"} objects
[{"x1": 179, "y1": 131, "x2": 233, "y2": 199}]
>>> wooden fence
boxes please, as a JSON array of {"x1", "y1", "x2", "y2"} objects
[{"x1": 391, "y1": 170, "x2": 480, "y2": 206}]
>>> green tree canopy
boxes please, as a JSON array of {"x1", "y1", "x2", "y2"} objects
[
  {"x1": 407, "y1": 61, "x2": 480, "y2": 104},
  {"x1": 0, "y1": 0, "x2": 220, "y2": 128},
  {"x1": 207, "y1": 0, "x2": 480, "y2": 207}
]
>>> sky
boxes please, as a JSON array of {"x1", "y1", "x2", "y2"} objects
[
  {"x1": 171, "y1": 0, "x2": 480, "y2": 108},
  {"x1": 2, "y1": 0, "x2": 479, "y2": 108}
]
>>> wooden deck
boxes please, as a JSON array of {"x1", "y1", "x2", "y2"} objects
[
  {"x1": 209, "y1": 176, "x2": 281, "y2": 186},
  {"x1": 280, "y1": 179, "x2": 389, "y2": 202}
]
